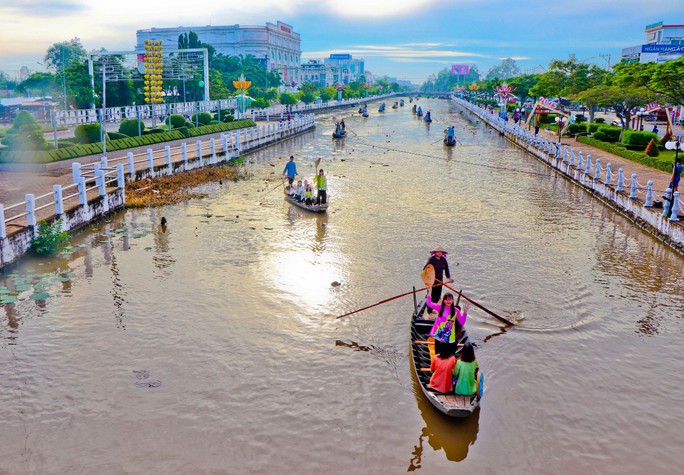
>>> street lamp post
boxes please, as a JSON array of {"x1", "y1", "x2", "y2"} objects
[
  {"x1": 554, "y1": 116, "x2": 565, "y2": 142},
  {"x1": 636, "y1": 107, "x2": 646, "y2": 131}
]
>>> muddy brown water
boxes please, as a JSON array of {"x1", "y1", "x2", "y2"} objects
[{"x1": 1, "y1": 99, "x2": 682, "y2": 474}]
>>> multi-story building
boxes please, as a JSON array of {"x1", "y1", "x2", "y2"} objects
[
  {"x1": 300, "y1": 60, "x2": 335, "y2": 87},
  {"x1": 621, "y1": 21, "x2": 684, "y2": 64},
  {"x1": 136, "y1": 21, "x2": 301, "y2": 84},
  {"x1": 323, "y1": 54, "x2": 365, "y2": 85}
]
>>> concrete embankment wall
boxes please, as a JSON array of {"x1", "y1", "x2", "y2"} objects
[{"x1": 454, "y1": 98, "x2": 684, "y2": 256}]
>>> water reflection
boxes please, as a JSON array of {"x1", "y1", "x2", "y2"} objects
[{"x1": 407, "y1": 361, "x2": 480, "y2": 469}]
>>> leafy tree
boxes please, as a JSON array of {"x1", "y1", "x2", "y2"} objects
[
  {"x1": 506, "y1": 74, "x2": 540, "y2": 102},
  {"x1": 298, "y1": 90, "x2": 317, "y2": 104},
  {"x1": 319, "y1": 87, "x2": 334, "y2": 102},
  {"x1": 279, "y1": 92, "x2": 297, "y2": 106},
  {"x1": 613, "y1": 58, "x2": 684, "y2": 106},
  {"x1": 178, "y1": 32, "x2": 216, "y2": 62},
  {"x1": 64, "y1": 61, "x2": 94, "y2": 109},
  {"x1": 486, "y1": 58, "x2": 520, "y2": 80},
  {"x1": 16, "y1": 73, "x2": 55, "y2": 97},
  {"x1": 44, "y1": 38, "x2": 87, "y2": 73}
]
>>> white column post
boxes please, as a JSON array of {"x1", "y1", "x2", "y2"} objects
[
  {"x1": 78, "y1": 177, "x2": 87, "y2": 205},
  {"x1": 165, "y1": 145, "x2": 172, "y2": 167},
  {"x1": 53, "y1": 184, "x2": 64, "y2": 215},
  {"x1": 26, "y1": 194, "x2": 36, "y2": 227},
  {"x1": 72, "y1": 162, "x2": 81, "y2": 184},
  {"x1": 101, "y1": 156, "x2": 108, "y2": 170},
  {"x1": 670, "y1": 192, "x2": 680, "y2": 221},
  {"x1": 147, "y1": 148, "x2": 154, "y2": 172},
  {"x1": 0, "y1": 204, "x2": 6, "y2": 239},
  {"x1": 197, "y1": 140, "x2": 203, "y2": 165},
  {"x1": 182, "y1": 142, "x2": 188, "y2": 167},
  {"x1": 210, "y1": 138, "x2": 216, "y2": 161},
  {"x1": 644, "y1": 181, "x2": 653, "y2": 207},
  {"x1": 617, "y1": 168, "x2": 625, "y2": 192},
  {"x1": 94, "y1": 164, "x2": 106, "y2": 196},
  {"x1": 127, "y1": 152, "x2": 134, "y2": 175}
]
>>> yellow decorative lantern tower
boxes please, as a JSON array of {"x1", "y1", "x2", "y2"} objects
[
  {"x1": 233, "y1": 74, "x2": 252, "y2": 119},
  {"x1": 144, "y1": 40, "x2": 164, "y2": 104}
]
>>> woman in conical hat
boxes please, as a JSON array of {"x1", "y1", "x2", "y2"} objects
[{"x1": 423, "y1": 245, "x2": 453, "y2": 315}]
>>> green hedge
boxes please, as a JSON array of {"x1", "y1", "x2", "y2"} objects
[
  {"x1": 597, "y1": 125, "x2": 621, "y2": 143},
  {"x1": 576, "y1": 136, "x2": 674, "y2": 172},
  {"x1": 623, "y1": 130, "x2": 659, "y2": 147},
  {"x1": 74, "y1": 123, "x2": 103, "y2": 144},
  {"x1": 0, "y1": 119, "x2": 256, "y2": 163},
  {"x1": 119, "y1": 119, "x2": 145, "y2": 137}
]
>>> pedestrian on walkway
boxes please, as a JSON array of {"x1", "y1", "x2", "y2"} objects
[
  {"x1": 534, "y1": 124, "x2": 540, "y2": 136},
  {"x1": 652, "y1": 125, "x2": 659, "y2": 134},
  {"x1": 670, "y1": 157, "x2": 683, "y2": 192},
  {"x1": 282, "y1": 156, "x2": 298, "y2": 186}
]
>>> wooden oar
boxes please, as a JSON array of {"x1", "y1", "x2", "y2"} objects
[
  {"x1": 435, "y1": 279, "x2": 514, "y2": 326},
  {"x1": 336, "y1": 286, "x2": 429, "y2": 319}
]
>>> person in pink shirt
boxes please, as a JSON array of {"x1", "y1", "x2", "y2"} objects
[{"x1": 425, "y1": 293, "x2": 470, "y2": 360}]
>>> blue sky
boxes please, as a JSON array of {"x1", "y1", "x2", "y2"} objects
[{"x1": 1, "y1": 0, "x2": 683, "y2": 84}]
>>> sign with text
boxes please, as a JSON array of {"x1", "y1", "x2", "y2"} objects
[
  {"x1": 451, "y1": 64, "x2": 470, "y2": 76},
  {"x1": 641, "y1": 44, "x2": 684, "y2": 53},
  {"x1": 538, "y1": 96, "x2": 559, "y2": 109}
]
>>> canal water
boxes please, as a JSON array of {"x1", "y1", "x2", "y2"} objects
[{"x1": 1, "y1": 99, "x2": 683, "y2": 474}]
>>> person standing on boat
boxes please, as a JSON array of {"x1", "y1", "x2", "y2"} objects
[
  {"x1": 340, "y1": 119, "x2": 345, "y2": 130},
  {"x1": 423, "y1": 247, "x2": 453, "y2": 314},
  {"x1": 314, "y1": 169, "x2": 327, "y2": 205},
  {"x1": 282, "y1": 156, "x2": 298, "y2": 186}
]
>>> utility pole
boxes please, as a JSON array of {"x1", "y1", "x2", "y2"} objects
[{"x1": 599, "y1": 54, "x2": 611, "y2": 69}]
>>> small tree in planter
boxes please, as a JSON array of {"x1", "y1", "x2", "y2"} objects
[{"x1": 1, "y1": 110, "x2": 49, "y2": 151}]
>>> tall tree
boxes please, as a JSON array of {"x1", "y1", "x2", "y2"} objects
[
  {"x1": 485, "y1": 58, "x2": 520, "y2": 80},
  {"x1": 16, "y1": 72, "x2": 55, "y2": 97},
  {"x1": 44, "y1": 38, "x2": 87, "y2": 73}
]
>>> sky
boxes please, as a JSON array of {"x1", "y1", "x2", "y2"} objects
[{"x1": 1, "y1": 0, "x2": 683, "y2": 84}]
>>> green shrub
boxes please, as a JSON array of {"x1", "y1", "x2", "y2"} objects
[
  {"x1": 575, "y1": 115, "x2": 586, "y2": 123},
  {"x1": 119, "y1": 118, "x2": 145, "y2": 137},
  {"x1": 623, "y1": 130, "x2": 659, "y2": 147},
  {"x1": 577, "y1": 136, "x2": 674, "y2": 172},
  {"x1": 567, "y1": 123, "x2": 587, "y2": 135},
  {"x1": 587, "y1": 123, "x2": 601, "y2": 133},
  {"x1": 592, "y1": 131, "x2": 606, "y2": 141},
  {"x1": 176, "y1": 126, "x2": 190, "y2": 137},
  {"x1": 31, "y1": 219, "x2": 70, "y2": 256},
  {"x1": 595, "y1": 118, "x2": 605, "y2": 124},
  {"x1": 165, "y1": 114, "x2": 187, "y2": 128},
  {"x1": 2, "y1": 110, "x2": 49, "y2": 151},
  {"x1": 107, "y1": 132, "x2": 128, "y2": 140},
  {"x1": 185, "y1": 122, "x2": 195, "y2": 128},
  {"x1": 191, "y1": 112, "x2": 213, "y2": 125},
  {"x1": 597, "y1": 125, "x2": 621, "y2": 143},
  {"x1": 74, "y1": 123, "x2": 102, "y2": 144}
]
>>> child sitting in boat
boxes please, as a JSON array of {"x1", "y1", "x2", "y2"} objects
[
  {"x1": 303, "y1": 184, "x2": 314, "y2": 205},
  {"x1": 429, "y1": 343, "x2": 457, "y2": 393},
  {"x1": 452, "y1": 342, "x2": 480, "y2": 398},
  {"x1": 294, "y1": 180, "x2": 305, "y2": 201}
]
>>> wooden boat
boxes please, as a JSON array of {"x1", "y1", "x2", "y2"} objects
[
  {"x1": 424, "y1": 112, "x2": 432, "y2": 123},
  {"x1": 332, "y1": 129, "x2": 347, "y2": 138},
  {"x1": 416, "y1": 107, "x2": 423, "y2": 117},
  {"x1": 444, "y1": 136, "x2": 457, "y2": 146},
  {"x1": 392, "y1": 102, "x2": 399, "y2": 109},
  {"x1": 378, "y1": 103, "x2": 386, "y2": 112},
  {"x1": 362, "y1": 110, "x2": 369, "y2": 118},
  {"x1": 284, "y1": 191, "x2": 328, "y2": 213},
  {"x1": 410, "y1": 300, "x2": 482, "y2": 417},
  {"x1": 400, "y1": 99, "x2": 405, "y2": 107}
]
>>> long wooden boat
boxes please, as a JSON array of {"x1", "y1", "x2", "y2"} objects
[
  {"x1": 444, "y1": 136, "x2": 457, "y2": 146},
  {"x1": 284, "y1": 192, "x2": 328, "y2": 213},
  {"x1": 410, "y1": 300, "x2": 482, "y2": 417},
  {"x1": 332, "y1": 129, "x2": 347, "y2": 138}
]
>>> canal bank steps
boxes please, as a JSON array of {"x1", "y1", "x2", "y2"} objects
[
  {"x1": 453, "y1": 98, "x2": 684, "y2": 256},
  {"x1": 0, "y1": 114, "x2": 316, "y2": 269}
]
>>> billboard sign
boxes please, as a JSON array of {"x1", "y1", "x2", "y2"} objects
[
  {"x1": 641, "y1": 44, "x2": 684, "y2": 53},
  {"x1": 451, "y1": 64, "x2": 470, "y2": 76}
]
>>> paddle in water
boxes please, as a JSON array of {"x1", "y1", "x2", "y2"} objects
[
  {"x1": 336, "y1": 286, "x2": 430, "y2": 319},
  {"x1": 435, "y1": 279, "x2": 514, "y2": 326}
]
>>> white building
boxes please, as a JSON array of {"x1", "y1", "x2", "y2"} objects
[
  {"x1": 136, "y1": 21, "x2": 301, "y2": 84},
  {"x1": 621, "y1": 21, "x2": 684, "y2": 63},
  {"x1": 300, "y1": 60, "x2": 334, "y2": 87}
]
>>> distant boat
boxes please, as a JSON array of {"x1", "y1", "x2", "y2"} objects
[
  {"x1": 424, "y1": 111, "x2": 432, "y2": 123},
  {"x1": 378, "y1": 103, "x2": 386, "y2": 112},
  {"x1": 392, "y1": 102, "x2": 399, "y2": 109},
  {"x1": 400, "y1": 99, "x2": 405, "y2": 107},
  {"x1": 362, "y1": 110, "x2": 369, "y2": 118},
  {"x1": 417, "y1": 107, "x2": 423, "y2": 117},
  {"x1": 332, "y1": 129, "x2": 347, "y2": 139}
]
